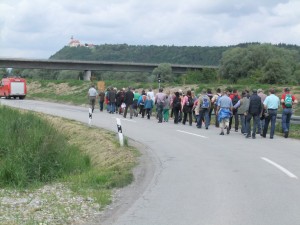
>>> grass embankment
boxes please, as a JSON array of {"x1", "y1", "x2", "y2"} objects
[{"x1": 0, "y1": 106, "x2": 138, "y2": 223}]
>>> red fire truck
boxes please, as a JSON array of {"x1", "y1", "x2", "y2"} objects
[{"x1": 0, "y1": 77, "x2": 27, "y2": 99}]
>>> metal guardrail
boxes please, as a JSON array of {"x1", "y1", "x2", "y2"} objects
[
  {"x1": 210, "y1": 112, "x2": 300, "y2": 125},
  {"x1": 276, "y1": 114, "x2": 300, "y2": 125}
]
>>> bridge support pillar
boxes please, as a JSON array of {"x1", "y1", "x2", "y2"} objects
[{"x1": 83, "y1": 70, "x2": 91, "y2": 80}]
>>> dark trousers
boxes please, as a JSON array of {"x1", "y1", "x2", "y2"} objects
[
  {"x1": 173, "y1": 108, "x2": 180, "y2": 124},
  {"x1": 229, "y1": 109, "x2": 239, "y2": 131},
  {"x1": 124, "y1": 104, "x2": 133, "y2": 118},
  {"x1": 157, "y1": 103, "x2": 164, "y2": 122},
  {"x1": 214, "y1": 105, "x2": 219, "y2": 127},
  {"x1": 183, "y1": 111, "x2": 192, "y2": 125},
  {"x1": 146, "y1": 108, "x2": 151, "y2": 119},
  {"x1": 197, "y1": 108, "x2": 210, "y2": 128},
  {"x1": 246, "y1": 113, "x2": 259, "y2": 137},
  {"x1": 99, "y1": 100, "x2": 104, "y2": 111},
  {"x1": 263, "y1": 109, "x2": 277, "y2": 138},
  {"x1": 239, "y1": 114, "x2": 247, "y2": 134},
  {"x1": 139, "y1": 105, "x2": 145, "y2": 118}
]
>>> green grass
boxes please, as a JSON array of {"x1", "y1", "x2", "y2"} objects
[
  {"x1": 0, "y1": 106, "x2": 91, "y2": 188},
  {"x1": 0, "y1": 106, "x2": 137, "y2": 208}
]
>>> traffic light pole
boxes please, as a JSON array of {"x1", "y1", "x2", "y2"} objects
[{"x1": 158, "y1": 73, "x2": 161, "y2": 89}]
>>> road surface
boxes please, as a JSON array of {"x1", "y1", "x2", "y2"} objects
[{"x1": 2, "y1": 99, "x2": 300, "y2": 225}]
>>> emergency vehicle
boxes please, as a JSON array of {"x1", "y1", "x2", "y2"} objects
[{"x1": 0, "y1": 77, "x2": 27, "y2": 99}]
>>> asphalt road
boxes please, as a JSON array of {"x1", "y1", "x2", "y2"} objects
[{"x1": 2, "y1": 99, "x2": 300, "y2": 225}]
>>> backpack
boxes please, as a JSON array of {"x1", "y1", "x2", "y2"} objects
[
  {"x1": 232, "y1": 95, "x2": 239, "y2": 106},
  {"x1": 284, "y1": 94, "x2": 293, "y2": 108},
  {"x1": 186, "y1": 97, "x2": 194, "y2": 107},
  {"x1": 215, "y1": 94, "x2": 221, "y2": 106},
  {"x1": 173, "y1": 97, "x2": 181, "y2": 109},
  {"x1": 201, "y1": 95, "x2": 210, "y2": 109}
]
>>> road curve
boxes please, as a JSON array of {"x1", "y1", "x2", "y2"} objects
[{"x1": 2, "y1": 99, "x2": 300, "y2": 225}]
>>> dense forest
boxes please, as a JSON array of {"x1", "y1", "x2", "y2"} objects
[{"x1": 3, "y1": 43, "x2": 300, "y2": 84}]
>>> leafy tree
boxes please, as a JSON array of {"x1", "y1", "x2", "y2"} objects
[
  {"x1": 220, "y1": 44, "x2": 299, "y2": 84},
  {"x1": 152, "y1": 63, "x2": 172, "y2": 83}
]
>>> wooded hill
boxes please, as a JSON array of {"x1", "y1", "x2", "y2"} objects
[{"x1": 50, "y1": 43, "x2": 300, "y2": 66}]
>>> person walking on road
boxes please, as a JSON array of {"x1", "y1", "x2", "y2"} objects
[
  {"x1": 280, "y1": 87, "x2": 298, "y2": 138},
  {"x1": 229, "y1": 89, "x2": 240, "y2": 132},
  {"x1": 88, "y1": 84, "x2": 98, "y2": 113},
  {"x1": 144, "y1": 95, "x2": 154, "y2": 119},
  {"x1": 172, "y1": 91, "x2": 182, "y2": 124},
  {"x1": 195, "y1": 90, "x2": 211, "y2": 129},
  {"x1": 123, "y1": 87, "x2": 134, "y2": 119},
  {"x1": 107, "y1": 87, "x2": 116, "y2": 114},
  {"x1": 245, "y1": 89, "x2": 262, "y2": 139},
  {"x1": 155, "y1": 88, "x2": 166, "y2": 123},
  {"x1": 182, "y1": 90, "x2": 194, "y2": 126},
  {"x1": 257, "y1": 88, "x2": 267, "y2": 135},
  {"x1": 216, "y1": 90, "x2": 233, "y2": 135},
  {"x1": 98, "y1": 89, "x2": 105, "y2": 112},
  {"x1": 163, "y1": 94, "x2": 171, "y2": 122},
  {"x1": 262, "y1": 88, "x2": 280, "y2": 139},
  {"x1": 211, "y1": 88, "x2": 222, "y2": 128},
  {"x1": 236, "y1": 91, "x2": 250, "y2": 135}
]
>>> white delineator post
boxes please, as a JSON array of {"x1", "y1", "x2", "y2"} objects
[
  {"x1": 88, "y1": 107, "x2": 92, "y2": 126},
  {"x1": 116, "y1": 118, "x2": 124, "y2": 146}
]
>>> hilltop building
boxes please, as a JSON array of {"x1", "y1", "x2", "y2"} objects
[{"x1": 68, "y1": 36, "x2": 94, "y2": 48}]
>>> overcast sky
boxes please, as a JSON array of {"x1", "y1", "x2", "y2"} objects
[{"x1": 1, "y1": 0, "x2": 300, "y2": 59}]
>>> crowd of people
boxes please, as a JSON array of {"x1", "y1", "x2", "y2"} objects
[{"x1": 88, "y1": 85, "x2": 298, "y2": 139}]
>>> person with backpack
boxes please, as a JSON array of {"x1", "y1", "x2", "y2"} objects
[
  {"x1": 172, "y1": 91, "x2": 181, "y2": 124},
  {"x1": 182, "y1": 90, "x2": 194, "y2": 126},
  {"x1": 229, "y1": 89, "x2": 240, "y2": 132},
  {"x1": 281, "y1": 87, "x2": 298, "y2": 138},
  {"x1": 195, "y1": 90, "x2": 211, "y2": 129}
]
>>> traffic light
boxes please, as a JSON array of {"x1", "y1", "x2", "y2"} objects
[{"x1": 157, "y1": 73, "x2": 161, "y2": 83}]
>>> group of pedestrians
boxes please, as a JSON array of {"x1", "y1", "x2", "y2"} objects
[
  {"x1": 88, "y1": 84, "x2": 298, "y2": 139},
  {"x1": 216, "y1": 87, "x2": 298, "y2": 139}
]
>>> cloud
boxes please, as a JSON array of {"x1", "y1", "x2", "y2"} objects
[{"x1": 0, "y1": 0, "x2": 300, "y2": 58}]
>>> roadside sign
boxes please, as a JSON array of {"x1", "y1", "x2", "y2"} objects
[{"x1": 97, "y1": 81, "x2": 105, "y2": 91}]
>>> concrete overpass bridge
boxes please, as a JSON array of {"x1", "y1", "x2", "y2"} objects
[{"x1": 0, "y1": 58, "x2": 219, "y2": 80}]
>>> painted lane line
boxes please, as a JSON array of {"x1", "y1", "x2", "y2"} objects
[
  {"x1": 261, "y1": 157, "x2": 298, "y2": 179},
  {"x1": 112, "y1": 117, "x2": 137, "y2": 123},
  {"x1": 176, "y1": 130, "x2": 208, "y2": 139}
]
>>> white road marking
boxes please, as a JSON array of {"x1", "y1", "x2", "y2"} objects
[
  {"x1": 112, "y1": 117, "x2": 137, "y2": 123},
  {"x1": 176, "y1": 130, "x2": 208, "y2": 139},
  {"x1": 261, "y1": 157, "x2": 298, "y2": 179}
]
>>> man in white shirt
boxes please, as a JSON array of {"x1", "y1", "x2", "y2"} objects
[{"x1": 88, "y1": 84, "x2": 98, "y2": 112}]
